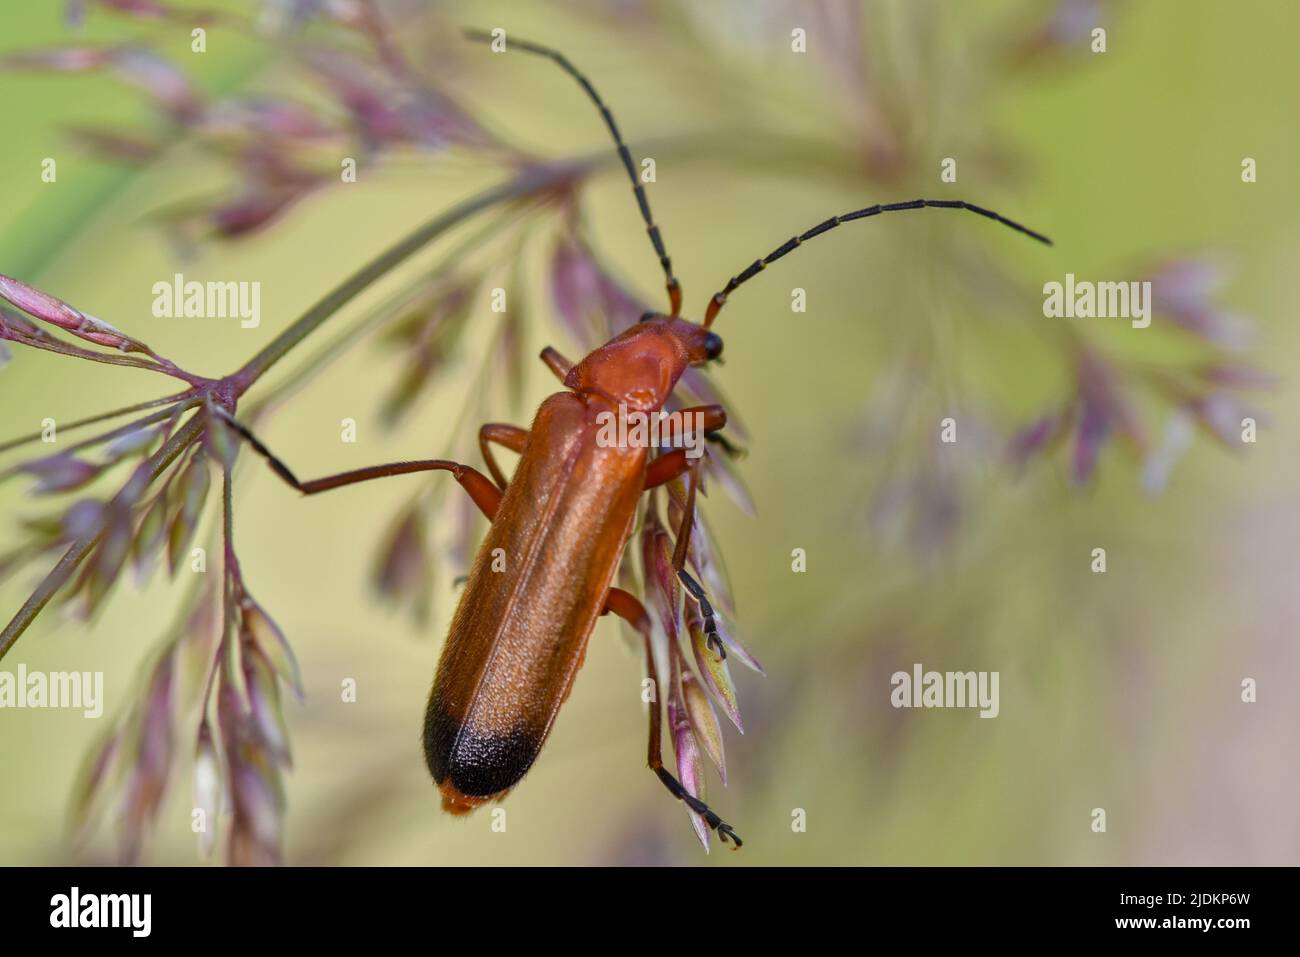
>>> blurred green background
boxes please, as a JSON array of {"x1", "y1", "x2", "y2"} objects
[{"x1": 2, "y1": 0, "x2": 1298, "y2": 865}]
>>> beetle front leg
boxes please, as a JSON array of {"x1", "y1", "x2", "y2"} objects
[
  {"x1": 218, "y1": 411, "x2": 502, "y2": 519},
  {"x1": 539, "y1": 346, "x2": 573, "y2": 382},
  {"x1": 602, "y1": 587, "x2": 743, "y2": 848}
]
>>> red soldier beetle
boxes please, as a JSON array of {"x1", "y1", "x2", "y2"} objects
[{"x1": 220, "y1": 30, "x2": 1052, "y2": 848}]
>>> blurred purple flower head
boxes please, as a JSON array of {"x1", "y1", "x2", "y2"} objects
[
  {"x1": 1012, "y1": 0, "x2": 1106, "y2": 65},
  {"x1": 119, "y1": 653, "x2": 176, "y2": 862},
  {"x1": 1009, "y1": 339, "x2": 1270, "y2": 489},
  {"x1": 306, "y1": 50, "x2": 492, "y2": 152},
  {"x1": 111, "y1": 47, "x2": 204, "y2": 123},
  {"x1": 549, "y1": 229, "x2": 649, "y2": 350},
  {"x1": 372, "y1": 499, "x2": 434, "y2": 622},
  {"x1": 1144, "y1": 255, "x2": 1252, "y2": 350}
]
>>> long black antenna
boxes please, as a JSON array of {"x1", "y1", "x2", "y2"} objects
[
  {"x1": 702, "y1": 199, "x2": 1052, "y2": 326},
  {"x1": 463, "y1": 28, "x2": 683, "y2": 316}
]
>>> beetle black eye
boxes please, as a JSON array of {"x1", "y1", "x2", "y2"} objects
[
  {"x1": 639, "y1": 312, "x2": 656, "y2": 323},
  {"x1": 704, "y1": 332, "x2": 724, "y2": 361}
]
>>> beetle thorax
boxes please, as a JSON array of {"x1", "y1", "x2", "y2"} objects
[{"x1": 564, "y1": 325, "x2": 688, "y2": 412}]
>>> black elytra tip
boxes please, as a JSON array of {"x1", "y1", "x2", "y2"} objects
[{"x1": 424, "y1": 706, "x2": 540, "y2": 798}]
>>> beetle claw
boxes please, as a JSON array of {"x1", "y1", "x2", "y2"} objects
[
  {"x1": 705, "y1": 430, "x2": 746, "y2": 459},
  {"x1": 656, "y1": 766, "x2": 744, "y2": 849},
  {"x1": 705, "y1": 623, "x2": 727, "y2": 659},
  {"x1": 717, "y1": 822, "x2": 743, "y2": 848}
]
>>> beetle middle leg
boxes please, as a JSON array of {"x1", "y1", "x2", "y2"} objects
[
  {"x1": 602, "y1": 587, "x2": 742, "y2": 848},
  {"x1": 218, "y1": 412, "x2": 502, "y2": 519},
  {"x1": 478, "y1": 423, "x2": 528, "y2": 491}
]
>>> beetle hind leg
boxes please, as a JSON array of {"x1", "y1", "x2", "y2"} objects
[
  {"x1": 602, "y1": 587, "x2": 743, "y2": 848},
  {"x1": 653, "y1": 767, "x2": 742, "y2": 847}
]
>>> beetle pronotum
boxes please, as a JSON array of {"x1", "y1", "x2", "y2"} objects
[{"x1": 221, "y1": 30, "x2": 1052, "y2": 848}]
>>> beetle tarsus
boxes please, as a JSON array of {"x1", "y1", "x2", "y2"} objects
[
  {"x1": 685, "y1": 794, "x2": 742, "y2": 848},
  {"x1": 655, "y1": 766, "x2": 743, "y2": 848},
  {"x1": 705, "y1": 430, "x2": 746, "y2": 459},
  {"x1": 677, "y1": 568, "x2": 727, "y2": 659},
  {"x1": 717, "y1": 823, "x2": 743, "y2": 848}
]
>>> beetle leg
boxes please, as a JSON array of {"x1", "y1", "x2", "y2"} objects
[
  {"x1": 658, "y1": 403, "x2": 726, "y2": 445},
  {"x1": 642, "y1": 449, "x2": 690, "y2": 489},
  {"x1": 217, "y1": 411, "x2": 501, "y2": 519},
  {"x1": 478, "y1": 423, "x2": 529, "y2": 491},
  {"x1": 642, "y1": 404, "x2": 728, "y2": 489},
  {"x1": 705, "y1": 430, "x2": 746, "y2": 459},
  {"x1": 668, "y1": 458, "x2": 701, "y2": 571},
  {"x1": 643, "y1": 449, "x2": 727, "y2": 657},
  {"x1": 665, "y1": 463, "x2": 726, "y2": 660},
  {"x1": 677, "y1": 568, "x2": 724, "y2": 660},
  {"x1": 539, "y1": 346, "x2": 573, "y2": 382},
  {"x1": 602, "y1": 587, "x2": 743, "y2": 848}
]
